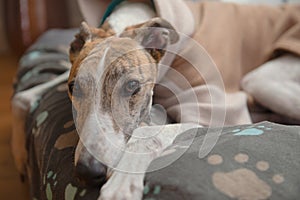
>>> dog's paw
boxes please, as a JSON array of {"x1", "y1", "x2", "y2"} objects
[{"x1": 98, "y1": 172, "x2": 144, "y2": 200}]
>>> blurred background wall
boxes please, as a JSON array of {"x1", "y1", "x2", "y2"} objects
[
  {"x1": 0, "y1": 0, "x2": 83, "y2": 55},
  {"x1": 0, "y1": 0, "x2": 9, "y2": 53}
]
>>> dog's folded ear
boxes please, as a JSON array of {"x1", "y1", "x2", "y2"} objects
[
  {"x1": 120, "y1": 18, "x2": 179, "y2": 63},
  {"x1": 69, "y1": 22, "x2": 114, "y2": 64},
  {"x1": 69, "y1": 22, "x2": 92, "y2": 64}
]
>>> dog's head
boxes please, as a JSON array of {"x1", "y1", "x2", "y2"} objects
[{"x1": 68, "y1": 18, "x2": 179, "y2": 186}]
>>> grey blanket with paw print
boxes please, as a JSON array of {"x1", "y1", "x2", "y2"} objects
[
  {"x1": 14, "y1": 29, "x2": 300, "y2": 200},
  {"x1": 145, "y1": 122, "x2": 300, "y2": 200}
]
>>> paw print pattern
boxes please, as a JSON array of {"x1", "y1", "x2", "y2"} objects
[
  {"x1": 207, "y1": 153, "x2": 284, "y2": 200},
  {"x1": 232, "y1": 125, "x2": 272, "y2": 136}
]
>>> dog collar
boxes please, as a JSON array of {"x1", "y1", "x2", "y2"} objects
[{"x1": 99, "y1": 0, "x2": 155, "y2": 27}]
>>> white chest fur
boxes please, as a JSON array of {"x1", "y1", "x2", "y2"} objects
[{"x1": 107, "y1": 1, "x2": 156, "y2": 35}]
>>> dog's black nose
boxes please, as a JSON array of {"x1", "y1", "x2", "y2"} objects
[{"x1": 75, "y1": 157, "x2": 107, "y2": 187}]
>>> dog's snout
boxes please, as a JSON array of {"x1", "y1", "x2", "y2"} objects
[{"x1": 75, "y1": 157, "x2": 107, "y2": 187}]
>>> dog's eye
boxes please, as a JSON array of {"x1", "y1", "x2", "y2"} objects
[
  {"x1": 122, "y1": 80, "x2": 140, "y2": 97},
  {"x1": 68, "y1": 81, "x2": 83, "y2": 98}
]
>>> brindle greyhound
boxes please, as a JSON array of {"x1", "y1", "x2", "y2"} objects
[
  {"x1": 11, "y1": 1, "x2": 300, "y2": 200},
  {"x1": 69, "y1": 18, "x2": 202, "y2": 200}
]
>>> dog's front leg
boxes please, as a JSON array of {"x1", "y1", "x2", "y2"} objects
[{"x1": 99, "y1": 124, "x2": 200, "y2": 200}]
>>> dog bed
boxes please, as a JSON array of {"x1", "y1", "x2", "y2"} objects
[{"x1": 13, "y1": 29, "x2": 300, "y2": 200}]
